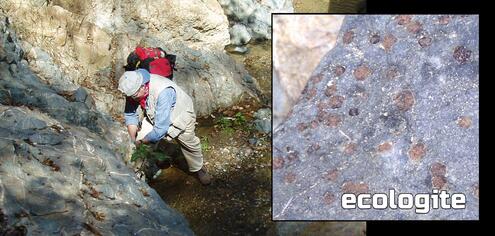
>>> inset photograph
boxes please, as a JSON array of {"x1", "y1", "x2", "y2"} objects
[{"x1": 273, "y1": 15, "x2": 479, "y2": 220}]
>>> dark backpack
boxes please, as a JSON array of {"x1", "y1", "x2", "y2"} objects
[{"x1": 124, "y1": 47, "x2": 177, "y2": 79}]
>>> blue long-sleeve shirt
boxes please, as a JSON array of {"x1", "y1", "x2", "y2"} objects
[{"x1": 124, "y1": 87, "x2": 176, "y2": 142}]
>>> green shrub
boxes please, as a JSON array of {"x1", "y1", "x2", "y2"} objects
[
  {"x1": 217, "y1": 116, "x2": 233, "y2": 129},
  {"x1": 201, "y1": 136, "x2": 210, "y2": 152},
  {"x1": 216, "y1": 112, "x2": 251, "y2": 133},
  {"x1": 233, "y1": 112, "x2": 247, "y2": 127},
  {"x1": 131, "y1": 144, "x2": 170, "y2": 162}
]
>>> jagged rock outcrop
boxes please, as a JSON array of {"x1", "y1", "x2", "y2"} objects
[
  {"x1": 273, "y1": 15, "x2": 479, "y2": 220},
  {"x1": 0, "y1": 13, "x2": 193, "y2": 235},
  {"x1": 1, "y1": 0, "x2": 259, "y2": 117}
]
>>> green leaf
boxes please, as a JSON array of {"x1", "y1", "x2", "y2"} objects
[{"x1": 131, "y1": 144, "x2": 151, "y2": 162}]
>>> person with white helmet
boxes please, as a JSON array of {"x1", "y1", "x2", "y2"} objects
[{"x1": 118, "y1": 69, "x2": 211, "y2": 185}]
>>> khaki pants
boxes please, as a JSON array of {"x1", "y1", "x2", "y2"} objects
[{"x1": 136, "y1": 118, "x2": 204, "y2": 172}]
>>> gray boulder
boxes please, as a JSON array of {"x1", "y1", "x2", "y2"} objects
[
  {"x1": 219, "y1": 0, "x2": 294, "y2": 44},
  {"x1": 247, "y1": 7, "x2": 271, "y2": 40},
  {"x1": 230, "y1": 24, "x2": 252, "y2": 45},
  {"x1": 220, "y1": 0, "x2": 257, "y2": 21},
  {"x1": 254, "y1": 108, "x2": 272, "y2": 134}
]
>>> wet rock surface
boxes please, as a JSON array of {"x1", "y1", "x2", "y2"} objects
[
  {"x1": 0, "y1": 13, "x2": 193, "y2": 235},
  {"x1": 273, "y1": 15, "x2": 479, "y2": 220}
]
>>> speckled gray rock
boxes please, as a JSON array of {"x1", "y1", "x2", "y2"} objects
[
  {"x1": 1, "y1": 14, "x2": 194, "y2": 235},
  {"x1": 273, "y1": 15, "x2": 479, "y2": 220}
]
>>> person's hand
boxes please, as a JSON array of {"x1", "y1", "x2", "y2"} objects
[{"x1": 135, "y1": 139, "x2": 150, "y2": 147}]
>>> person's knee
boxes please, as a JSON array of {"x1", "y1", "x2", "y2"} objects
[
  {"x1": 181, "y1": 134, "x2": 201, "y2": 145},
  {"x1": 187, "y1": 142, "x2": 202, "y2": 153}
]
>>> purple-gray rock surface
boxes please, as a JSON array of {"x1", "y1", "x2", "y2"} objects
[{"x1": 273, "y1": 15, "x2": 479, "y2": 220}]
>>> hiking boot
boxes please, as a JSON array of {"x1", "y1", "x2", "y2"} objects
[{"x1": 194, "y1": 167, "x2": 212, "y2": 185}]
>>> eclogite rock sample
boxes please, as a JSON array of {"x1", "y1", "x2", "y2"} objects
[{"x1": 273, "y1": 15, "x2": 479, "y2": 220}]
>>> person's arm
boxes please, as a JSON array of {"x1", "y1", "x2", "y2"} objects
[
  {"x1": 124, "y1": 97, "x2": 140, "y2": 142},
  {"x1": 141, "y1": 87, "x2": 176, "y2": 143}
]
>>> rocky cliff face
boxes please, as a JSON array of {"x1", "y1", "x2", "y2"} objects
[
  {"x1": 273, "y1": 15, "x2": 479, "y2": 220},
  {"x1": 1, "y1": 0, "x2": 260, "y2": 118},
  {"x1": 0, "y1": 10, "x2": 194, "y2": 236}
]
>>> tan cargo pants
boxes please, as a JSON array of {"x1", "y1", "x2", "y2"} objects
[{"x1": 136, "y1": 118, "x2": 204, "y2": 172}]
